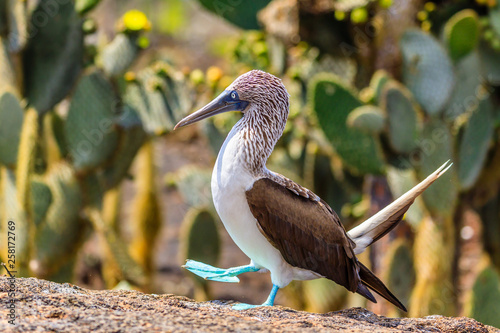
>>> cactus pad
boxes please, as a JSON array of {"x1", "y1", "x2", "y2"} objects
[
  {"x1": 465, "y1": 260, "x2": 500, "y2": 328},
  {"x1": 417, "y1": 119, "x2": 458, "y2": 218},
  {"x1": 197, "y1": 0, "x2": 271, "y2": 30},
  {"x1": 23, "y1": 0, "x2": 83, "y2": 114},
  {"x1": 444, "y1": 52, "x2": 483, "y2": 121},
  {"x1": 124, "y1": 65, "x2": 192, "y2": 136},
  {"x1": 0, "y1": 92, "x2": 23, "y2": 167},
  {"x1": 383, "y1": 240, "x2": 415, "y2": 310},
  {"x1": 458, "y1": 98, "x2": 494, "y2": 190},
  {"x1": 400, "y1": 30, "x2": 455, "y2": 115},
  {"x1": 381, "y1": 82, "x2": 419, "y2": 154},
  {"x1": 34, "y1": 162, "x2": 83, "y2": 277},
  {"x1": 31, "y1": 178, "x2": 52, "y2": 227},
  {"x1": 489, "y1": 3, "x2": 500, "y2": 37},
  {"x1": 75, "y1": 0, "x2": 101, "y2": 15},
  {"x1": 309, "y1": 74, "x2": 385, "y2": 175},
  {"x1": 169, "y1": 166, "x2": 213, "y2": 208},
  {"x1": 102, "y1": 124, "x2": 147, "y2": 190},
  {"x1": 346, "y1": 105, "x2": 386, "y2": 135},
  {"x1": 180, "y1": 207, "x2": 221, "y2": 270},
  {"x1": 0, "y1": 168, "x2": 30, "y2": 275},
  {"x1": 101, "y1": 33, "x2": 139, "y2": 77},
  {"x1": 369, "y1": 69, "x2": 391, "y2": 104},
  {"x1": 65, "y1": 70, "x2": 119, "y2": 172},
  {"x1": 0, "y1": 37, "x2": 17, "y2": 95},
  {"x1": 444, "y1": 9, "x2": 479, "y2": 61},
  {"x1": 479, "y1": 41, "x2": 500, "y2": 85}
]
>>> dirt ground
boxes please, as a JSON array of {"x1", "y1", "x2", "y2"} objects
[{"x1": 1, "y1": 277, "x2": 498, "y2": 332}]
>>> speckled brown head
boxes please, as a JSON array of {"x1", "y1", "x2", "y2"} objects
[
  {"x1": 174, "y1": 70, "x2": 291, "y2": 172},
  {"x1": 174, "y1": 70, "x2": 289, "y2": 131}
]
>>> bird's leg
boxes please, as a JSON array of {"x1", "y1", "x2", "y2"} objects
[
  {"x1": 183, "y1": 260, "x2": 260, "y2": 283},
  {"x1": 232, "y1": 284, "x2": 279, "y2": 310}
]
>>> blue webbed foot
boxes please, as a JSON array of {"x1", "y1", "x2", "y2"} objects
[
  {"x1": 231, "y1": 284, "x2": 279, "y2": 310},
  {"x1": 182, "y1": 260, "x2": 259, "y2": 283},
  {"x1": 232, "y1": 303, "x2": 269, "y2": 310}
]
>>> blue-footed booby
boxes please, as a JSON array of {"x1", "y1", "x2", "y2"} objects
[{"x1": 174, "y1": 70, "x2": 451, "y2": 311}]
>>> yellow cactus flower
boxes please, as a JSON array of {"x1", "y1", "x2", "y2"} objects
[
  {"x1": 122, "y1": 10, "x2": 151, "y2": 31},
  {"x1": 124, "y1": 71, "x2": 136, "y2": 82},
  {"x1": 206, "y1": 66, "x2": 223, "y2": 83}
]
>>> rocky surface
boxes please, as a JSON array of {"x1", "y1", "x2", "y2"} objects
[{"x1": 0, "y1": 277, "x2": 498, "y2": 332}]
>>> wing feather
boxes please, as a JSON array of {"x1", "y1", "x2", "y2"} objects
[{"x1": 245, "y1": 177, "x2": 360, "y2": 292}]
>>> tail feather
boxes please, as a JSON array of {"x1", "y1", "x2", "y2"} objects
[
  {"x1": 347, "y1": 160, "x2": 452, "y2": 254},
  {"x1": 356, "y1": 281, "x2": 376, "y2": 303},
  {"x1": 357, "y1": 262, "x2": 407, "y2": 312}
]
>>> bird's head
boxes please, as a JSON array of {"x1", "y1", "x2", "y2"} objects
[{"x1": 174, "y1": 70, "x2": 289, "y2": 130}]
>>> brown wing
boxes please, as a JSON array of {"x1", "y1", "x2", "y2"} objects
[
  {"x1": 246, "y1": 177, "x2": 407, "y2": 312},
  {"x1": 245, "y1": 177, "x2": 360, "y2": 293}
]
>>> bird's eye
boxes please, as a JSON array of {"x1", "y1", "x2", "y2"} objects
[{"x1": 231, "y1": 91, "x2": 237, "y2": 99}]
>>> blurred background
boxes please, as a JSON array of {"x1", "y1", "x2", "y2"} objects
[{"x1": 0, "y1": 0, "x2": 500, "y2": 327}]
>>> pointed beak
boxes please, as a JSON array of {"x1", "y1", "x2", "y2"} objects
[{"x1": 174, "y1": 90, "x2": 249, "y2": 130}]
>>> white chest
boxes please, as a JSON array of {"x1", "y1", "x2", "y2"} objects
[{"x1": 210, "y1": 122, "x2": 320, "y2": 287}]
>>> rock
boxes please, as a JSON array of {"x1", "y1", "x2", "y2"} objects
[{"x1": 0, "y1": 277, "x2": 498, "y2": 332}]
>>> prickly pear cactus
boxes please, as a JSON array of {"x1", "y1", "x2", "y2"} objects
[
  {"x1": 410, "y1": 216, "x2": 455, "y2": 317},
  {"x1": 382, "y1": 239, "x2": 415, "y2": 315},
  {"x1": 101, "y1": 33, "x2": 140, "y2": 77},
  {"x1": 167, "y1": 166, "x2": 213, "y2": 208},
  {"x1": 0, "y1": 37, "x2": 16, "y2": 94},
  {"x1": 16, "y1": 107, "x2": 38, "y2": 222},
  {"x1": 381, "y1": 81, "x2": 419, "y2": 154},
  {"x1": 309, "y1": 74, "x2": 385, "y2": 175},
  {"x1": 479, "y1": 42, "x2": 500, "y2": 84},
  {"x1": 181, "y1": 208, "x2": 221, "y2": 266},
  {"x1": 444, "y1": 52, "x2": 483, "y2": 121},
  {"x1": 23, "y1": 0, "x2": 84, "y2": 114},
  {"x1": 85, "y1": 207, "x2": 147, "y2": 287},
  {"x1": 489, "y1": 3, "x2": 500, "y2": 37},
  {"x1": 444, "y1": 9, "x2": 479, "y2": 61},
  {"x1": 75, "y1": 0, "x2": 101, "y2": 15},
  {"x1": 369, "y1": 69, "x2": 391, "y2": 104},
  {"x1": 33, "y1": 163, "x2": 84, "y2": 280},
  {"x1": 102, "y1": 124, "x2": 147, "y2": 190},
  {"x1": 0, "y1": 167, "x2": 30, "y2": 276},
  {"x1": 417, "y1": 118, "x2": 458, "y2": 218},
  {"x1": 464, "y1": 258, "x2": 500, "y2": 328},
  {"x1": 197, "y1": 0, "x2": 271, "y2": 30},
  {"x1": 180, "y1": 207, "x2": 221, "y2": 300},
  {"x1": 65, "y1": 70, "x2": 119, "y2": 172},
  {"x1": 0, "y1": 92, "x2": 23, "y2": 167},
  {"x1": 129, "y1": 140, "x2": 162, "y2": 279},
  {"x1": 30, "y1": 177, "x2": 52, "y2": 227},
  {"x1": 124, "y1": 64, "x2": 192, "y2": 136},
  {"x1": 346, "y1": 105, "x2": 386, "y2": 135},
  {"x1": 400, "y1": 29, "x2": 455, "y2": 115},
  {"x1": 5, "y1": 0, "x2": 28, "y2": 52},
  {"x1": 458, "y1": 98, "x2": 494, "y2": 190}
]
